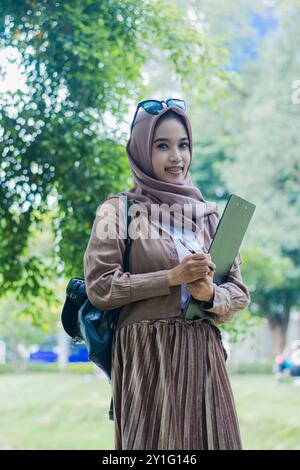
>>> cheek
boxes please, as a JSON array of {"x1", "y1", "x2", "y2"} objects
[
  {"x1": 152, "y1": 151, "x2": 166, "y2": 174},
  {"x1": 184, "y1": 153, "x2": 191, "y2": 168}
]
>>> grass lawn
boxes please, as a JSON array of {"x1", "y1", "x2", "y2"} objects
[
  {"x1": 0, "y1": 372, "x2": 299, "y2": 450},
  {"x1": 232, "y1": 374, "x2": 300, "y2": 450}
]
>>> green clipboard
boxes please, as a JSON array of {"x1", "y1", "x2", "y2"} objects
[{"x1": 184, "y1": 194, "x2": 256, "y2": 320}]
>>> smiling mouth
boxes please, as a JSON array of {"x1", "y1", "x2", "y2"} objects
[{"x1": 165, "y1": 166, "x2": 184, "y2": 174}]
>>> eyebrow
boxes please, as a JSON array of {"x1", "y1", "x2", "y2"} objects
[{"x1": 153, "y1": 137, "x2": 189, "y2": 144}]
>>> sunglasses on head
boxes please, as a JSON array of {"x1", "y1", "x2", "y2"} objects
[{"x1": 130, "y1": 98, "x2": 186, "y2": 134}]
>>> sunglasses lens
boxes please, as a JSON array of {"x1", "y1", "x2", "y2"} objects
[
  {"x1": 142, "y1": 100, "x2": 163, "y2": 115},
  {"x1": 166, "y1": 99, "x2": 186, "y2": 111}
]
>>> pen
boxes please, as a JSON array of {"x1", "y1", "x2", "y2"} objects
[{"x1": 178, "y1": 238, "x2": 215, "y2": 272}]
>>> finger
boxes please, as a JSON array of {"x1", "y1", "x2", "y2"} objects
[
  {"x1": 192, "y1": 261, "x2": 215, "y2": 270},
  {"x1": 195, "y1": 272, "x2": 210, "y2": 279},
  {"x1": 196, "y1": 272, "x2": 210, "y2": 279},
  {"x1": 195, "y1": 271, "x2": 211, "y2": 280},
  {"x1": 190, "y1": 253, "x2": 212, "y2": 261},
  {"x1": 191, "y1": 266, "x2": 211, "y2": 274},
  {"x1": 190, "y1": 254, "x2": 207, "y2": 260},
  {"x1": 186, "y1": 281, "x2": 196, "y2": 288},
  {"x1": 198, "y1": 265, "x2": 214, "y2": 274},
  {"x1": 190, "y1": 280, "x2": 205, "y2": 286}
]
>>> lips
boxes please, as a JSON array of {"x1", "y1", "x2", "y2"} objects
[{"x1": 165, "y1": 166, "x2": 184, "y2": 174}]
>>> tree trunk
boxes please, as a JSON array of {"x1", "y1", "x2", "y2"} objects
[{"x1": 267, "y1": 312, "x2": 290, "y2": 357}]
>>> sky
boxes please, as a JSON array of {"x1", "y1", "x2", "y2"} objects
[{"x1": 226, "y1": 6, "x2": 277, "y2": 71}]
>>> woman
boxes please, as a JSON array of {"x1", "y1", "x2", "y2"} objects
[{"x1": 83, "y1": 99, "x2": 250, "y2": 450}]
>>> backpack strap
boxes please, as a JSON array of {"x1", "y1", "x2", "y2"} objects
[{"x1": 118, "y1": 192, "x2": 132, "y2": 272}]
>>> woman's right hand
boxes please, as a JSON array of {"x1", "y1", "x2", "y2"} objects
[{"x1": 167, "y1": 253, "x2": 216, "y2": 287}]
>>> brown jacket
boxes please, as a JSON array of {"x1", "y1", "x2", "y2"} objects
[{"x1": 83, "y1": 195, "x2": 251, "y2": 330}]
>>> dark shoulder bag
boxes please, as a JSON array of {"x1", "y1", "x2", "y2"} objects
[{"x1": 61, "y1": 192, "x2": 132, "y2": 420}]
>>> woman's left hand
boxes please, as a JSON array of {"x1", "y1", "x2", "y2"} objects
[{"x1": 186, "y1": 268, "x2": 214, "y2": 303}]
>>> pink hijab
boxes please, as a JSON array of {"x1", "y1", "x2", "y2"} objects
[
  {"x1": 113, "y1": 105, "x2": 221, "y2": 249},
  {"x1": 124, "y1": 106, "x2": 218, "y2": 217}
]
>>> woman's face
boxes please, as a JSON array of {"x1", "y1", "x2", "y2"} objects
[{"x1": 151, "y1": 116, "x2": 191, "y2": 183}]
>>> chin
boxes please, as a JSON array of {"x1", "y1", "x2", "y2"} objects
[{"x1": 164, "y1": 175, "x2": 184, "y2": 184}]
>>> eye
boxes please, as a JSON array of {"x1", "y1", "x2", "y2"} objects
[{"x1": 157, "y1": 142, "x2": 189, "y2": 149}]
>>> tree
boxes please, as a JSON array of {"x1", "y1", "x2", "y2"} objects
[
  {"x1": 240, "y1": 245, "x2": 298, "y2": 356},
  {"x1": 0, "y1": 211, "x2": 63, "y2": 368},
  {"x1": 217, "y1": 1, "x2": 300, "y2": 353},
  {"x1": 158, "y1": 0, "x2": 300, "y2": 350}
]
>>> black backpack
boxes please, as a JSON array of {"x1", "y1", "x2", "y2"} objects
[{"x1": 61, "y1": 193, "x2": 132, "y2": 420}]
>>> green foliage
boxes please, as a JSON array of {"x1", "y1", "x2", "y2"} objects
[
  {"x1": 0, "y1": 211, "x2": 63, "y2": 346},
  {"x1": 238, "y1": 244, "x2": 300, "y2": 332},
  {"x1": 0, "y1": 297, "x2": 48, "y2": 345},
  {"x1": 220, "y1": 309, "x2": 263, "y2": 344},
  {"x1": 241, "y1": 245, "x2": 292, "y2": 295},
  {"x1": 1, "y1": 0, "x2": 146, "y2": 297},
  {"x1": 189, "y1": 141, "x2": 230, "y2": 203}
]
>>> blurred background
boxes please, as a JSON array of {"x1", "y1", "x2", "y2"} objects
[{"x1": 0, "y1": 0, "x2": 300, "y2": 450}]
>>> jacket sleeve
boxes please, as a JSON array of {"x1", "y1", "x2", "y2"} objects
[
  {"x1": 198, "y1": 253, "x2": 251, "y2": 324},
  {"x1": 83, "y1": 197, "x2": 171, "y2": 311}
]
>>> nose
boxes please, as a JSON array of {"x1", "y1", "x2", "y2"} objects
[{"x1": 168, "y1": 148, "x2": 183, "y2": 163}]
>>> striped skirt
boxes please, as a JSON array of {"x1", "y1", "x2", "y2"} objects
[{"x1": 111, "y1": 317, "x2": 242, "y2": 450}]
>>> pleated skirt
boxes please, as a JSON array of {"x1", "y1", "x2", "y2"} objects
[{"x1": 111, "y1": 317, "x2": 242, "y2": 450}]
